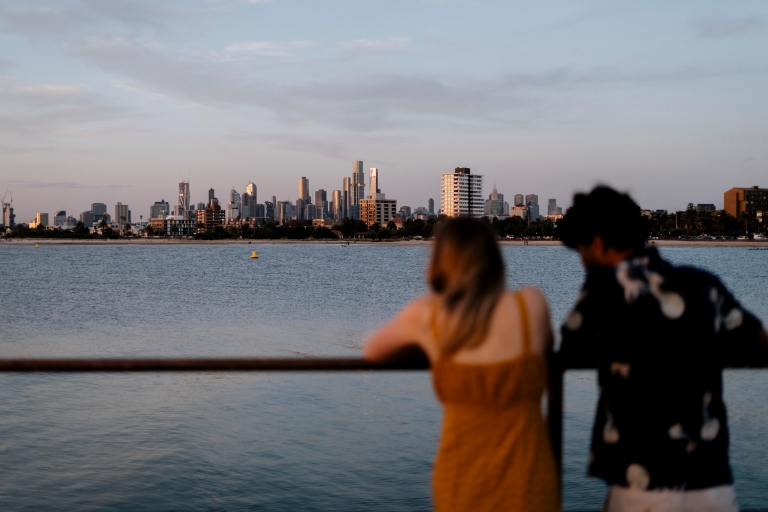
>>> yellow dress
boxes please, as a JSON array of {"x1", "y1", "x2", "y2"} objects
[{"x1": 431, "y1": 293, "x2": 560, "y2": 512}]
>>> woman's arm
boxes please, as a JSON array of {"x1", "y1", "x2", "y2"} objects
[
  {"x1": 518, "y1": 286, "x2": 555, "y2": 354},
  {"x1": 364, "y1": 296, "x2": 433, "y2": 362}
]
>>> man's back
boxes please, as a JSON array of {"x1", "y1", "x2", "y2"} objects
[{"x1": 560, "y1": 247, "x2": 764, "y2": 490}]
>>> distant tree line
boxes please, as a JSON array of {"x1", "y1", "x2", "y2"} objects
[{"x1": 646, "y1": 204, "x2": 764, "y2": 238}]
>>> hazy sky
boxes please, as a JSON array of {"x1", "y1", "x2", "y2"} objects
[{"x1": 1, "y1": 0, "x2": 766, "y2": 222}]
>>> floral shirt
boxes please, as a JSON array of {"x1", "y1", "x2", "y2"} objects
[{"x1": 560, "y1": 247, "x2": 763, "y2": 491}]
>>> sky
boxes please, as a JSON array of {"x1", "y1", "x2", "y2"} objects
[{"x1": 0, "y1": 0, "x2": 766, "y2": 222}]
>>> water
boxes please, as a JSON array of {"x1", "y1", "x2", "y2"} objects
[{"x1": 0, "y1": 243, "x2": 766, "y2": 511}]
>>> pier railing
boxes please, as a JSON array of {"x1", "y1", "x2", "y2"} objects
[{"x1": 0, "y1": 352, "x2": 765, "y2": 511}]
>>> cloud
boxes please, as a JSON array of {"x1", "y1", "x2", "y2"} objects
[
  {"x1": 0, "y1": 1, "x2": 234, "y2": 37},
  {"x1": 0, "y1": 77, "x2": 124, "y2": 135},
  {"x1": 10, "y1": 180, "x2": 132, "y2": 189},
  {"x1": 694, "y1": 17, "x2": 766, "y2": 39},
  {"x1": 340, "y1": 37, "x2": 410, "y2": 59},
  {"x1": 223, "y1": 40, "x2": 314, "y2": 58},
  {"x1": 68, "y1": 37, "x2": 754, "y2": 133}
]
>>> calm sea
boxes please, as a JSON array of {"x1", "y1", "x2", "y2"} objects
[{"x1": 1, "y1": 243, "x2": 766, "y2": 511}]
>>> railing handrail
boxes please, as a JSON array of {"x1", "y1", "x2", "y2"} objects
[{"x1": 0, "y1": 357, "x2": 429, "y2": 372}]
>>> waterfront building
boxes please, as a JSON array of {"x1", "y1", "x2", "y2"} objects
[
  {"x1": 510, "y1": 205, "x2": 529, "y2": 219},
  {"x1": 526, "y1": 194, "x2": 540, "y2": 220},
  {"x1": 428, "y1": 198, "x2": 434, "y2": 214},
  {"x1": 296, "y1": 199, "x2": 306, "y2": 220},
  {"x1": 54, "y1": 211, "x2": 67, "y2": 227},
  {"x1": 178, "y1": 182, "x2": 190, "y2": 219},
  {"x1": 299, "y1": 177, "x2": 310, "y2": 203},
  {"x1": 195, "y1": 199, "x2": 225, "y2": 232},
  {"x1": 150, "y1": 199, "x2": 170, "y2": 219},
  {"x1": 29, "y1": 212, "x2": 49, "y2": 229},
  {"x1": 724, "y1": 186, "x2": 768, "y2": 218},
  {"x1": 265, "y1": 201, "x2": 275, "y2": 219},
  {"x1": 485, "y1": 186, "x2": 506, "y2": 217},
  {"x1": 548, "y1": 199, "x2": 562, "y2": 216},
  {"x1": 441, "y1": 167, "x2": 483, "y2": 218},
  {"x1": 227, "y1": 188, "x2": 241, "y2": 220},
  {"x1": 114, "y1": 202, "x2": 130, "y2": 228},
  {"x1": 150, "y1": 216, "x2": 195, "y2": 236},
  {"x1": 360, "y1": 198, "x2": 397, "y2": 227},
  {"x1": 332, "y1": 190, "x2": 343, "y2": 219}
]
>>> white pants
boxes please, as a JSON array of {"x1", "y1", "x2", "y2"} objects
[{"x1": 604, "y1": 485, "x2": 738, "y2": 512}]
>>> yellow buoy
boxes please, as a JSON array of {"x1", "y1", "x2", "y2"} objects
[
  {"x1": 35, "y1": 243, "x2": 40, "y2": 248},
  {"x1": 250, "y1": 250, "x2": 258, "y2": 259}
]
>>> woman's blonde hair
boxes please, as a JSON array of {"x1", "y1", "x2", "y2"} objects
[{"x1": 428, "y1": 217, "x2": 505, "y2": 355}]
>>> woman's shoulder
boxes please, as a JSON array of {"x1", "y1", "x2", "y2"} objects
[{"x1": 501, "y1": 286, "x2": 548, "y2": 311}]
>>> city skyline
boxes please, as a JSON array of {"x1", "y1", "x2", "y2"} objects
[{"x1": 1, "y1": 1, "x2": 766, "y2": 221}]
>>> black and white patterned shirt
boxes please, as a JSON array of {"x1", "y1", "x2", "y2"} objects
[{"x1": 560, "y1": 247, "x2": 763, "y2": 490}]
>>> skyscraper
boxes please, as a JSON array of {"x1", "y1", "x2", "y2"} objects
[
  {"x1": 150, "y1": 199, "x2": 170, "y2": 219},
  {"x1": 92, "y1": 203, "x2": 107, "y2": 217},
  {"x1": 342, "y1": 177, "x2": 351, "y2": 219},
  {"x1": 208, "y1": 188, "x2": 215, "y2": 203},
  {"x1": 314, "y1": 189, "x2": 327, "y2": 217},
  {"x1": 2, "y1": 201, "x2": 15, "y2": 229},
  {"x1": 514, "y1": 194, "x2": 524, "y2": 207},
  {"x1": 547, "y1": 199, "x2": 562, "y2": 216},
  {"x1": 246, "y1": 182, "x2": 257, "y2": 204},
  {"x1": 227, "y1": 188, "x2": 241, "y2": 219},
  {"x1": 370, "y1": 168, "x2": 380, "y2": 198},
  {"x1": 299, "y1": 177, "x2": 310, "y2": 203},
  {"x1": 441, "y1": 167, "x2": 483, "y2": 218},
  {"x1": 485, "y1": 186, "x2": 505, "y2": 217},
  {"x1": 349, "y1": 161, "x2": 365, "y2": 219},
  {"x1": 428, "y1": 198, "x2": 434, "y2": 214},
  {"x1": 296, "y1": 198, "x2": 306, "y2": 220},
  {"x1": 54, "y1": 211, "x2": 67, "y2": 227},
  {"x1": 525, "y1": 194, "x2": 540, "y2": 220},
  {"x1": 332, "y1": 190, "x2": 342, "y2": 220},
  {"x1": 178, "y1": 182, "x2": 190, "y2": 219},
  {"x1": 242, "y1": 181, "x2": 258, "y2": 218}
]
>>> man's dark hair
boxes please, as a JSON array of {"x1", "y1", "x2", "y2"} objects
[{"x1": 559, "y1": 185, "x2": 648, "y2": 251}]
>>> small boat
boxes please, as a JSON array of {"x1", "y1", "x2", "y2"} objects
[{"x1": 250, "y1": 251, "x2": 258, "y2": 259}]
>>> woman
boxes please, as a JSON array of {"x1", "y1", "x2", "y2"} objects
[{"x1": 365, "y1": 217, "x2": 560, "y2": 512}]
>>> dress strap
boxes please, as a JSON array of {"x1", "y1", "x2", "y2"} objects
[{"x1": 514, "y1": 291, "x2": 531, "y2": 355}]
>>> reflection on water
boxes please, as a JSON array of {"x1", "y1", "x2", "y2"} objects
[{"x1": 0, "y1": 244, "x2": 766, "y2": 510}]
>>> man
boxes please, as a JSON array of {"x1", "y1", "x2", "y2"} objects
[{"x1": 558, "y1": 186, "x2": 768, "y2": 512}]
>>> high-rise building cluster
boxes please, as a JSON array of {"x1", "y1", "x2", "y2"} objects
[{"x1": 3, "y1": 164, "x2": 630, "y2": 236}]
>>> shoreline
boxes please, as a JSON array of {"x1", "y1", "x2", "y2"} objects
[{"x1": 2, "y1": 238, "x2": 768, "y2": 248}]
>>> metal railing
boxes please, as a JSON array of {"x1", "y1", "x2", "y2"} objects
[{"x1": 0, "y1": 352, "x2": 765, "y2": 511}]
